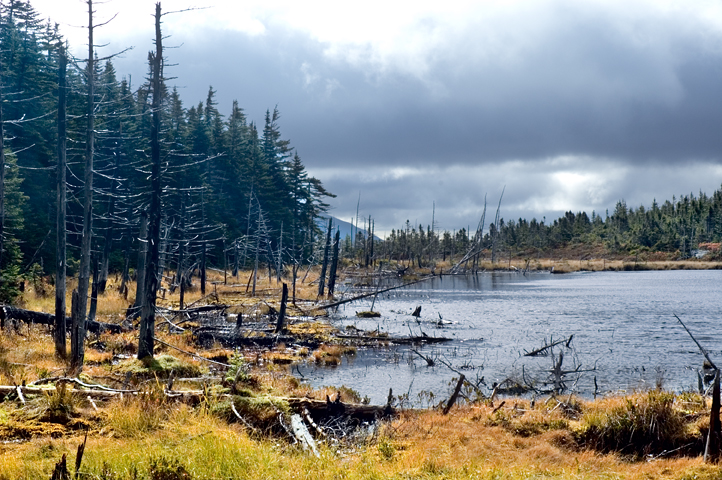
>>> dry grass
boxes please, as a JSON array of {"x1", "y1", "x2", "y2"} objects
[
  {"x1": 20, "y1": 267, "x2": 328, "y2": 325},
  {"x1": 2, "y1": 397, "x2": 722, "y2": 479},
  {"x1": 6, "y1": 267, "x2": 722, "y2": 478}
]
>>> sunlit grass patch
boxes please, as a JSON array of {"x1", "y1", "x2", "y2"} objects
[{"x1": 575, "y1": 391, "x2": 703, "y2": 458}]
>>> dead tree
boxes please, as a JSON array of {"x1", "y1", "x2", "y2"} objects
[
  {"x1": 275, "y1": 283, "x2": 288, "y2": 333},
  {"x1": 0, "y1": 38, "x2": 5, "y2": 270},
  {"x1": 132, "y1": 210, "x2": 148, "y2": 315},
  {"x1": 71, "y1": 0, "x2": 98, "y2": 371},
  {"x1": 138, "y1": 2, "x2": 164, "y2": 360},
  {"x1": 490, "y1": 186, "x2": 505, "y2": 265},
  {"x1": 705, "y1": 370, "x2": 721, "y2": 463},
  {"x1": 318, "y1": 217, "x2": 332, "y2": 297},
  {"x1": 327, "y1": 229, "x2": 340, "y2": 297},
  {"x1": 54, "y1": 45, "x2": 68, "y2": 358}
]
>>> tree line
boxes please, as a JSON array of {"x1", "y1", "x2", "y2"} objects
[{"x1": 346, "y1": 188, "x2": 722, "y2": 268}]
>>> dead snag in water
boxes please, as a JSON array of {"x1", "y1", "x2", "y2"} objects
[
  {"x1": 411, "y1": 348, "x2": 435, "y2": 366},
  {"x1": 524, "y1": 335, "x2": 573, "y2": 357},
  {"x1": 675, "y1": 314, "x2": 718, "y2": 370}
]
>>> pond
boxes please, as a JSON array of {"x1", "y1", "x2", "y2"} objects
[{"x1": 295, "y1": 270, "x2": 722, "y2": 405}]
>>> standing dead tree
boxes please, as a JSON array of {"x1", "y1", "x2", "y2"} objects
[
  {"x1": 137, "y1": 2, "x2": 164, "y2": 359},
  {"x1": 54, "y1": 45, "x2": 67, "y2": 358},
  {"x1": 71, "y1": 0, "x2": 99, "y2": 372},
  {"x1": 490, "y1": 186, "x2": 505, "y2": 265},
  {"x1": 327, "y1": 229, "x2": 340, "y2": 297},
  {"x1": 317, "y1": 217, "x2": 332, "y2": 297}
]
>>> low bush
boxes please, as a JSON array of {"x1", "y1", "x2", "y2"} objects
[{"x1": 575, "y1": 391, "x2": 701, "y2": 458}]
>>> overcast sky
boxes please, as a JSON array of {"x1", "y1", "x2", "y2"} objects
[{"x1": 30, "y1": 0, "x2": 722, "y2": 235}]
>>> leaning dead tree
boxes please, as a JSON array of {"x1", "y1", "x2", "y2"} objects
[
  {"x1": 675, "y1": 314, "x2": 721, "y2": 462},
  {"x1": 449, "y1": 195, "x2": 487, "y2": 274}
]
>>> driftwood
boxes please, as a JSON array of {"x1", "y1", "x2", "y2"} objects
[
  {"x1": 193, "y1": 326, "x2": 320, "y2": 349},
  {"x1": 319, "y1": 276, "x2": 434, "y2": 310},
  {"x1": 410, "y1": 348, "x2": 435, "y2": 366},
  {"x1": 161, "y1": 304, "x2": 228, "y2": 315},
  {"x1": 0, "y1": 383, "x2": 394, "y2": 423},
  {"x1": 335, "y1": 333, "x2": 451, "y2": 345},
  {"x1": 0, "y1": 305, "x2": 124, "y2": 334},
  {"x1": 290, "y1": 413, "x2": 320, "y2": 457},
  {"x1": 524, "y1": 335, "x2": 573, "y2": 356},
  {"x1": 287, "y1": 397, "x2": 393, "y2": 422}
]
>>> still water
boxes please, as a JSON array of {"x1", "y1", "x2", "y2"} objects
[{"x1": 296, "y1": 270, "x2": 722, "y2": 405}]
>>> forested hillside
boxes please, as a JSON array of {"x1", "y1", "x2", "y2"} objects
[
  {"x1": 375, "y1": 191, "x2": 722, "y2": 267},
  {"x1": 0, "y1": 0, "x2": 333, "y2": 303}
]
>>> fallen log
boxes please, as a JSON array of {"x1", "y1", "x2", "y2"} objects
[
  {"x1": 0, "y1": 305, "x2": 125, "y2": 334},
  {"x1": 159, "y1": 304, "x2": 228, "y2": 316},
  {"x1": 319, "y1": 276, "x2": 434, "y2": 310},
  {"x1": 286, "y1": 397, "x2": 394, "y2": 422},
  {"x1": 335, "y1": 333, "x2": 452, "y2": 345},
  {"x1": 0, "y1": 384, "x2": 394, "y2": 421}
]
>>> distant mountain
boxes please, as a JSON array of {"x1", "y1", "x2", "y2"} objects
[{"x1": 317, "y1": 215, "x2": 381, "y2": 241}]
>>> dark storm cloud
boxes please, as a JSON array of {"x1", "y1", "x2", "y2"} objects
[
  {"x1": 112, "y1": 4, "x2": 722, "y2": 170},
  {"x1": 107, "y1": 2, "x2": 722, "y2": 231}
]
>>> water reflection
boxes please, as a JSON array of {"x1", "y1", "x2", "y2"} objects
[{"x1": 297, "y1": 270, "x2": 722, "y2": 405}]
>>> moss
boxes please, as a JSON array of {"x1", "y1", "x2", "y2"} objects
[
  {"x1": 116, "y1": 354, "x2": 204, "y2": 378},
  {"x1": 211, "y1": 395, "x2": 291, "y2": 434}
]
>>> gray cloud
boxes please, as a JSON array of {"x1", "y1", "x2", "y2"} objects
[{"x1": 108, "y1": 1, "x2": 722, "y2": 232}]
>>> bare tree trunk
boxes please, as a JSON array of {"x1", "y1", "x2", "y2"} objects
[
  {"x1": 705, "y1": 370, "x2": 721, "y2": 463},
  {"x1": 138, "y1": 3, "x2": 163, "y2": 360},
  {"x1": 119, "y1": 240, "x2": 130, "y2": 300},
  {"x1": 277, "y1": 222, "x2": 283, "y2": 283},
  {"x1": 133, "y1": 211, "x2": 148, "y2": 312},
  {"x1": 72, "y1": 0, "x2": 97, "y2": 371},
  {"x1": 200, "y1": 242, "x2": 206, "y2": 295},
  {"x1": 275, "y1": 283, "x2": 288, "y2": 333},
  {"x1": 233, "y1": 239, "x2": 239, "y2": 277},
  {"x1": 200, "y1": 192, "x2": 206, "y2": 295},
  {"x1": 252, "y1": 209, "x2": 260, "y2": 296},
  {"x1": 88, "y1": 258, "x2": 99, "y2": 324},
  {"x1": 370, "y1": 219, "x2": 375, "y2": 267},
  {"x1": 54, "y1": 45, "x2": 67, "y2": 358},
  {"x1": 98, "y1": 150, "x2": 119, "y2": 294},
  {"x1": 0, "y1": 43, "x2": 5, "y2": 271},
  {"x1": 318, "y1": 217, "x2": 332, "y2": 297},
  {"x1": 327, "y1": 229, "x2": 340, "y2": 297},
  {"x1": 443, "y1": 374, "x2": 465, "y2": 415},
  {"x1": 491, "y1": 187, "x2": 505, "y2": 265}
]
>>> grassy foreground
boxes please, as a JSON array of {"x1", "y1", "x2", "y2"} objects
[
  {"x1": 1, "y1": 384, "x2": 722, "y2": 479},
  {"x1": 2, "y1": 268, "x2": 722, "y2": 479}
]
